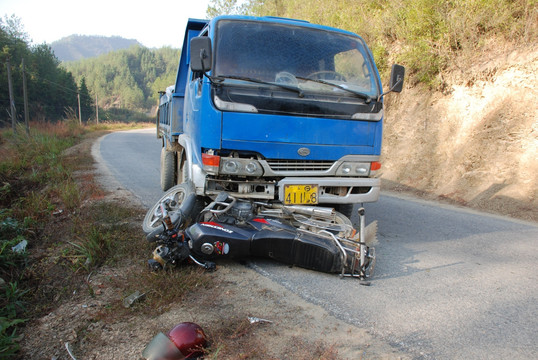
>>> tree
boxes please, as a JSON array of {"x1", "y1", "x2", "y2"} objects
[
  {"x1": 207, "y1": 0, "x2": 250, "y2": 17},
  {"x1": 63, "y1": 46, "x2": 180, "y2": 111},
  {"x1": 1, "y1": 14, "x2": 29, "y2": 42},
  {"x1": 78, "y1": 77, "x2": 93, "y2": 122},
  {"x1": 1, "y1": 15, "x2": 80, "y2": 124},
  {"x1": 1, "y1": 16, "x2": 29, "y2": 125},
  {"x1": 29, "y1": 43, "x2": 78, "y2": 120}
]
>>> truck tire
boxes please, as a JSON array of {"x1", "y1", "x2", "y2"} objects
[
  {"x1": 160, "y1": 147, "x2": 176, "y2": 191},
  {"x1": 177, "y1": 150, "x2": 188, "y2": 184},
  {"x1": 143, "y1": 183, "x2": 194, "y2": 234},
  {"x1": 330, "y1": 204, "x2": 355, "y2": 221}
]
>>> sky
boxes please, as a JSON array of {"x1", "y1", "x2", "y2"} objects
[{"x1": 0, "y1": 0, "x2": 211, "y2": 48}]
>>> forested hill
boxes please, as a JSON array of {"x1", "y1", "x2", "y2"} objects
[
  {"x1": 51, "y1": 35, "x2": 142, "y2": 62},
  {"x1": 1, "y1": 16, "x2": 176, "y2": 124},
  {"x1": 62, "y1": 46, "x2": 180, "y2": 110}
]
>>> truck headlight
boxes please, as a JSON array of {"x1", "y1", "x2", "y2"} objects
[
  {"x1": 220, "y1": 158, "x2": 263, "y2": 176},
  {"x1": 336, "y1": 162, "x2": 371, "y2": 177},
  {"x1": 355, "y1": 164, "x2": 369, "y2": 175},
  {"x1": 223, "y1": 160, "x2": 239, "y2": 173},
  {"x1": 245, "y1": 162, "x2": 259, "y2": 174}
]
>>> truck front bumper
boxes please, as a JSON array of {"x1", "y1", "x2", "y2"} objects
[
  {"x1": 278, "y1": 177, "x2": 380, "y2": 204},
  {"x1": 203, "y1": 175, "x2": 379, "y2": 204}
]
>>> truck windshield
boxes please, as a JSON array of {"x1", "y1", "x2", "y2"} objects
[{"x1": 212, "y1": 19, "x2": 381, "y2": 118}]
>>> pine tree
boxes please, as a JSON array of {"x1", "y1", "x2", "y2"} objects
[{"x1": 78, "y1": 77, "x2": 93, "y2": 122}]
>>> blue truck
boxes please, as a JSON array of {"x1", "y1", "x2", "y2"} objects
[{"x1": 156, "y1": 15, "x2": 404, "y2": 219}]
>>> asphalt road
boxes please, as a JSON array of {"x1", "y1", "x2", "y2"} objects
[{"x1": 95, "y1": 128, "x2": 538, "y2": 359}]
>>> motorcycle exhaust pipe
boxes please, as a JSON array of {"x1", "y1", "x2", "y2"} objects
[{"x1": 283, "y1": 205, "x2": 336, "y2": 220}]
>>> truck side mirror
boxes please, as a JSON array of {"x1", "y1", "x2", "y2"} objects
[
  {"x1": 190, "y1": 37, "x2": 212, "y2": 72},
  {"x1": 389, "y1": 64, "x2": 405, "y2": 93}
]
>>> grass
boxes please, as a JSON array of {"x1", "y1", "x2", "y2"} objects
[
  {"x1": 0, "y1": 119, "x2": 216, "y2": 358},
  {"x1": 0, "y1": 281, "x2": 28, "y2": 357},
  {"x1": 0, "y1": 119, "x2": 155, "y2": 356},
  {"x1": 0, "y1": 121, "x2": 82, "y2": 356},
  {"x1": 68, "y1": 226, "x2": 113, "y2": 271}
]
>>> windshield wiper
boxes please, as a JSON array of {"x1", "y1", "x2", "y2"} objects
[
  {"x1": 296, "y1": 76, "x2": 372, "y2": 103},
  {"x1": 214, "y1": 75, "x2": 304, "y2": 97}
]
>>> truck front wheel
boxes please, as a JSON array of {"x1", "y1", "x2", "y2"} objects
[
  {"x1": 176, "y1": 150, "x2": 188, "y2": 184},
  {"x1": 160, "y1": 147, "x2": 176, "y2": 191}
]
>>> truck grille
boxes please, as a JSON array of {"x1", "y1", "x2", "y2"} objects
[{"x1": 266, "y1": 160, "x2": 335, "y2": 172}]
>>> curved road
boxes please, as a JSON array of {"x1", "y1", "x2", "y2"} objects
[{"x1": 95, "y1": 128, "x2": 538, "y2": 359}]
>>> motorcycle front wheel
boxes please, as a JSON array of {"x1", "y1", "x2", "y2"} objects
[{"x1": 142, "y1": 183, "x2": 194, "y2": 234}]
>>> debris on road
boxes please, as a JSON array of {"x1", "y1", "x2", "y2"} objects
[
  {"x1": 248, "y1": 316, "x2": 273, "y2": 324},
  {"x1": 123, "y1": 290, "x2": 146, "y2": 308},
  {"x1": 65, "y1": 342, "x2": 77, "y2": 360}
]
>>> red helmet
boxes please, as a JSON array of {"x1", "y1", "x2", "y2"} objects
[
  {"x1": 142, "y1": 322, "x2": 208, "y2": 360},
  {"x1": 167, "y1": 322, "x2": 208, "y2": 358}
]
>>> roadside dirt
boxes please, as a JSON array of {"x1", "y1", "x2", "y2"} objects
[{"x1": 21, "y1": 260, "x2": 409, "y2": 359}]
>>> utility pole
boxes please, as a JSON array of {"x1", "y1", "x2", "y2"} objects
[
  {"x1": 22, "y1": 58, "x2": 30, "y2": 135},
  {"x1": 77, "y1": 92, "x2": 82, "y2": 125},
  {"x1": 6, "y1": 58, "x2": 17, "y2": 134},
  {"x1": 95, "y1": 94, "x2": 99, "y2": 123}
]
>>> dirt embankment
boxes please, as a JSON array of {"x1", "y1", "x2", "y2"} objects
[{"x1": 381, "y1": 45, "x2": 538, "y2": 222}]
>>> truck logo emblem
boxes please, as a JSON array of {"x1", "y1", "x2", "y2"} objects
[{"x1": 298, "y1": 147, "x2": 310, "y2": 156}]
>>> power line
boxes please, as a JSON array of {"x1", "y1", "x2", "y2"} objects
[
  {"x1": 21, "y1": 67, "x2": 80, "y2": 94},
  {"x1": 40, "y1": 77, "x2": 79, "y2": 95},
  {"x1": 2, "y1": 63, "x2": 83, "y2": 124}
]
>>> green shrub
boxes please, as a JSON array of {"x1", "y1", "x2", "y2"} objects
[
  {"x1": 68, "y1": 226, "x2": 113, "y2": 271},
  {"x1": 241, "y1": 0, "x2": 537, "y2": 86},
  {"x1": 0, "y1": 214, "x2": 28, "y2": 272},
  {"x1": 0, "y1": 282, "x2": 28, "y2": 358}
]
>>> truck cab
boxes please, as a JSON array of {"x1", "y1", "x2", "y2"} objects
[{"x1": 157, "y1": 16, "x2": 403, "y2": 216}]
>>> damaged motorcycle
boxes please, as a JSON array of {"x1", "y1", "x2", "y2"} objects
[{"x1": 143, "y1": 184, "x2": 376, "y2": 280}]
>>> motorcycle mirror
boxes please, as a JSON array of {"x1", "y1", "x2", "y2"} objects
[{"x1": 146, "y1": 227, "x2": 164, "y2": 243}]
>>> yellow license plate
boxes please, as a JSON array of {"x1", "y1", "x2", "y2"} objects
[{"x1": 284, "y1": 185, "x2": 318, "y2": 205}]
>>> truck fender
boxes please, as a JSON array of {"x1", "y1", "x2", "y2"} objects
[
  {"x1": 177, "y1": 134, "x2": 205, "y2": 195},
  {"x1": 177, "y1": 134, "x2": 192, "y2": 180}
]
